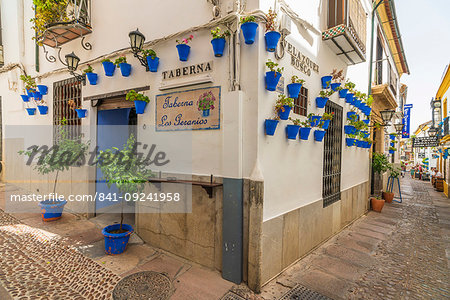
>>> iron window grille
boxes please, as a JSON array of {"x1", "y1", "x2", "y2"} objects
[
  {"x1": 322, "y1": 101, "x2": 343, "y2": 207},
  {"x1": 293, "y1": 87, "x2": 308, "y2": 116},
  {"x1": 53, "y1": 77, "x2": 82, "y2": 141}
]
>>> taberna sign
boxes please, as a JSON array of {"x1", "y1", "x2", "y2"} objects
[
  {"x1": 162, "y1": 61, "x2": 213, "y2": 80},
  {"x1": 285, "y1": 41, "x2": 319, "y2": 76},
  {"x1": 402, "y1": 104, "x2": 413, "y2": 138}
]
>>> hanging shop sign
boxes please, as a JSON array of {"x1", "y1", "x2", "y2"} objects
[
  {"x1": 286, "y1": 41, "x2": 319, "y2": 76},
  {"x1": 412, "y1": 136, "x2": 439, "y2": 148},
  {"x1": 162, "y1": 61, "x2": 213, "y2": 81},
  {"x1": 155, "y1": 86, "x2": 220, "y2": 131},
  {"x1": 402, "y1": 104, "x2": 413, "y2": 138}
]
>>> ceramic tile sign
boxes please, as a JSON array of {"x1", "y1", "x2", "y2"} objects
[{"x1": 155, "y1": 86, "x2": 221, "y2": 131}]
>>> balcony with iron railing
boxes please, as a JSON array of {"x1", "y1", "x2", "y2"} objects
[{"x1": 322, "y1": 0, "x2": 367, "y2": 65}]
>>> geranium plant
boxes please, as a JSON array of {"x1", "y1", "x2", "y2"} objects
[
  {"x1": 331, "y1": 69, "x2": 345, "y2": 82},
  {"x1": 114, "y1": 55, "x2": 127, "y2": 68},
  {"x1": 288, "y1": 117, "x2": 302, "y2": 126},
  {"x1": 20, "y1": 75, "x2": 37, "y2": 91},
  {"x1": 240, "y1": 15, "x2": 256, "y2": 24},
  {"x1": 322, "y1": 112, "x2": 334, "y2": 120},
  {"x1": 265, "y1": 8, "x2": 277, "y2": 32},
  {"x1": 211, "y1": 27, "x2": 230, "y2": 39},
  {"x1": 101, "y1": 58, "x2": 112, "y2": 63},
  {"x1": 176, "y1": 34, "x2": 194, "y2": 45},
  {"x1": 141, "y1": 49, "x2": 157, "y2": 59},
  {"x1": 319, "y1": 89, "x2": 334, "y2": 98},
  {"x1": 275, "y1": 94, "x2": 294, "y2": 112},
  {"x1": 266, "y1": 59, "x2": 284, "y2": 74},
  {"x1": 68, "y1": 99, "x2": 82, "y2": 110},
  {"x1": 197, "y1": 91, "x2": 216, "y2": 112},
  {"x1": 83, "y1": 64, "x2": 94, "y2": 74},
  {"x1": 291, "y1": 75, "x2": 305, "y2": 84},
  {"x1": 126, "y1": 90, "x2": 150, "y2": 103}
]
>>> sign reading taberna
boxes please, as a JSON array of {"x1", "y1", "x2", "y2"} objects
[
  {"x1": 412, "y1": 136, "x2": 439, "y2": 148},
  {"x1": 155, "y1": 86, "x2": 220, "y2": 131}
]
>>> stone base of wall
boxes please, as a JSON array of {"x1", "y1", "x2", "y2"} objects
[{"x1": 260, "y1": 181, "x2": 369, "y2": 285}]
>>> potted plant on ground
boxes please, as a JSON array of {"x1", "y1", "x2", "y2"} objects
[
  {"x1": 142, "y1": 49, "x2": 159, "y2": 72},
  {"x1": 264, "y1": 9, "x2": 280, "y2": 52},
  {"x1": 197, "y1": 90, "x2": 216, "y2": 117},
  {"x1": 19, "y1": 118, "x2": 90, "y2": 221},
  {"x1": 321, "y1": 112, "x2": 334, "y2": 130},
  {"x1": 115, "y1": 55, "x2": 131, "y2": 77},
  {"x1": 330, "y1": 69, "x2": 345, "y2": 91},
  {"x1": 102, "y1": 58, "x2": 116, "y2": 76},
  {"x1": 308, "y1": 113, "x2": 322, "y2": 127},
  {"x1": 286, "y1": 117, "x2": 301, "y2": 140},
  {"x1": 265, "y1": 115, "x2": 280, "y2": 136},
  {"x1": 240, "y1": 15, "x2": 258, "y2": 44},
  {"x1": 287, "y1": 75, "x2": 305, "y2": 99},
  {"x1": 265, "y1": 59, "x2": 283, "y2": 91},
  {"x1": 126, "y1": 90, "x2": 150, "y2": 114},
  {"x1": 382, "y1": 166, "x2": 399, "y2": 203},
  {"x1": 299, "y1": 120, "x2": 312, "y2": 140},
  {"x1": 20, "y1": 74, "x2": 37, "y2": 96},
  {"x1": 316, "y1": 89, "x2": 334, "y2": 108},
  {"x1": 314, "y1": 121, "x2": 327, "y2": 142},
  {"x1": 176, "y1": 34, "x2": 194, "y2": 61},
  {"x1": 68, "y1": 99, "x2": 87, "y2": 118},
  {"x1": 83, "y1": 64, "x2": 98, "y2": 85},
  {"x1": 370, "y1": 196, "x2": 385, "y2": 212},
  {"x1": 98, "y1": 134, "x2": 153, "y2": 255},
  {"x1": 211, "y1": 27, "x2": 230, "y2": 57},
  {"x1": 371, "y1": 152, "x2": 390, "y2": 211},
  {"x1": 275, "y1": 94, "x2": 294, "y2": 120}
]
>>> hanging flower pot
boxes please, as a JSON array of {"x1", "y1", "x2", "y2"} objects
[
  {"x1": 321, "y1": 76, "x2": 332, "y2": 89},
  {"x1": 314, "y1": 129, "x2": 326, "y2": 142},
  {"x1": 26, "y1": 88, "x2": 35, "y2": 97},
  {"x1": 37, "y1": 85, "x2": 48, "y2": 95},
  {"x1": 345, "y1": 138, "x2": 355, "y2": 147},
  {"x1": 390, "y1": 142, "x2": 395, "y2": 147},
  {"x1": 345, "y1": 93, "x2": 354, "y2": 104},
  {"x1": 146, "y1": 56, "x2": 160, "y2": 72},
  {"x1": 354, "y1": 99, "x2": 362, "y2": 109},
  {"x1": 39, "y1": 199, "x2": 67, "y2": 222},
  {"x1": 299, "y1": 127, "x2": 312, "y2": 140},
  {"x1": 241, "y1": 21, "x2": 258, "y2": 44},
  {"x1": 278, "y1": 105, "x2": 292, "y2": 120},
  {"x1": 265, "y1": 71, "x2": 282, "y2": 91},
  {"x1": 86, "y1": 72, "x2": 98, "y2": 85},
  {"x1": 316, "y1": 97, "x2": 329, "y2": 108},
  {"x1": 321, "y1": 120, "x2": 331, "y2": 130},
  {"x1": 37, "y1": 105, "x2": 48, "y2": 115},
  {"x1": 265, "y1": 31, "x2": 281, "y2": 52},
  {"x1": 347, "y1": 111, "x2": 357, "y2": 120},
  {"x1": 265, "y1": 119, "x2": 279, "y2": 136},
  {"x1": 33, "y1": 91, "x2": 42, "y2": 100},
  {"x1": 21, "y1": 95, "x2": 30, "y2": 102},
  {"x1": 330, "y1": 82, "x2": 341, "y2": 91},
  {"x1": 344, "y1": 125, "x2": 355, "y2": 134},
  {"x1": 355, "y1": 140, "x2": 363, "y2": 148},
  {"x1": 287, "y1": 83, "x2": 302, "y2": 99},
  {"x1": 339, "y1": 88, "x2": 348, "y2": 98},
  {"x1": 362, "y1": 119, "x2": 370, "y2": 125},
  {"x1": 75, "y1": 109, "x2": 87, "y2": 118},
  {"x1": 211, "y1": 38, "x2": 226, "y2": 57},
  {"x1": 119, "y1": 63, "x2": 132, "y2": 77},
  {"x1": 389, "y1": 150, "x2": 395, "y2": 154},
  {"x1": 389, "y1": 134, "x2": 396, "y2": 140},
  {"x1": 102, "y1": 60, "x2": 116, "y2": 76},
  {"x1": 176, "y1": 44, "x2": 191, "y2": 61},
  {"x1": 134, "y1": 100, "x2": 147, "y2": 114},
  {"x1": 365, "y1": 107, "x2": 372, "y2": 116},
  {"x1": 102, "y1": 224, "x2": 134, "y2": 255},
  {"x1": 309, "y1": 116, "x2": 322, "y2": 127},
  {"x1": 286, "y1": 125, "x2": 300, "y2": 140},
  {"x1": 26, "y1": 108, "x2": 36, "y2": 115},
  {"x1": 126, "y1": 90, "x2": 150, "y2": 115}
]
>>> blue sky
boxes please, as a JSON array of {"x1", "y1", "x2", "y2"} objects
[{"x1": 395, "y1": 0, "x2": 450, "y2": 132}]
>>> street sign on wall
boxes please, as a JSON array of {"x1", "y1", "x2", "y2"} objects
[{"x1": 412, "y1": 136, "x2": 439, "y2": 148}]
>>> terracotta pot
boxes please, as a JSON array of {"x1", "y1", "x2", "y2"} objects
[
  {"x1": 370, "y1": 197, "x2": 385, "y2": 213},
  {"x1": 382, "y1": 191, "x2": 394, "y2": 203}
]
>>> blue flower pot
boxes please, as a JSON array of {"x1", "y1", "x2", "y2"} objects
[
  {"x1": 322, "y1": 119, "x2": 331, "y2": 130},
  {"x1": 241, "y1": 22, "x2": 258, "y2": 44},
  {"x1": 176, "y1": 44, "x2": 191, "y2": 61},
  {"x1": 390, "y1": 142, "x2": 395, "y2": 147},
  {"x1": 389, "y1": 150, "x2": 395, "y2": 154},
  {"x1": 265, "y1": 71, "x2": 281, "y2": 91},
  {"x1": 287, "y1": 83, "x2": 302, "y2": 99},
  {"x1": 316, "y1": 97, "x2": 328, "y2": 108},
  {"x1": 310, "y1": 116, "x2": 322, "y2": 127},
  {"x1": 146, "y1": 56, "x2": 160, "y2": 72},
  {"x1": 33, "y1": 91, "x2": 42, "y2": 100},
  {"x1": 286, "y1": 125, "x2": 300, "y2": 140},
  {"x1": 354, "y1": 100, "x2": 362, "y2": 109},
  {"x1": 102, "y1": 224, "x2": 134, "y2": 255},
  {"x1": 365, "y1": 107, "x2": 372, "y2": 116},
  {"x1": 278, "y1": 105, "x2": 292, "y2": 120},
  {"x1": 362, "y1": 119, "x2": 370, "y2": 125},
  {"x1": 134, "y1": 100, "x2": 147, "y2": 114},
  {"x1": 362, "y1": 131, "x2": 370, "y2": 138},
  {"x1": 346, "y1": 138, "x2": 355, "y2": 147},
  {"x1": 314, "y1": 130, "x2": 326, "y2": 142},
  {"x1": 265, "y1": 119, "x2": 279, "y2": 136},
  {"x1": 202, "y1": 109, "x2": 210, "y2": 117},
  {"x1": 344, "y1": 125, "x2": 355, "y2": 134},
  {"x1": 37, "y1": 105, "x2": 48, "y2": 115},
  {"x1": 339, "y1": 88, "x2": 348, "y2": 98},
  {"x1": 26, "y1": 88, "x2": 34, "y2": 97},
  {"x1": 119, "y1": 63, "x2": 131, "y2": 77},
  {"x1": 299, "y1": 127, "x2": 312, "y2": 140},
  {"x1": 39, "y1": 199, "x2": 67, "y2": 221},
  {"x1": 211, "y1": 38, "x2": 226, "y2": 57},
  {"x1": 347, "y1": 111, "x2": 357, "y2": 120},
  {"x1": 75, "y1": 109, "x2": 87, "y2": 118},
  {"x1": 345, "y1": 93, "x2": 354, "y2": 104},
  {"x1": 390, "y1": 135, "x2": 396, "y2": 140},
  {"x1": 37, "y1": 85, "x2": 48, "y2": 95},
  {"x1": 321, "y1": 76, "x2": 332, "y2": 89},
  {"x1": 330, "y1": 83, "x2": 341, "y2": 91},
  {"x1": 86, "y1": 72, "x2": 98, "y2": 85},
  {"x1": 102, "y1": 61, "x2": 116, "y2": 76},
  {"x1": 355, "y1": 140, "x2": 363, "y2": 148},
  {"x1": 21, "y1": 95, "x2": 30, "y2": 102},
  {"x1": 26, "y1": 108, "x2": 36, "y2": 115},
  {"x1": 265, "y1": 31, "x2": 281, "y2": 52}
]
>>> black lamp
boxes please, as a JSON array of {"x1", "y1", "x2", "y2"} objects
[
  {"x1": 428, "y1": 127, "x2": 438, "y2": 137},
  {"x1": 394, "y1": 122, "x2": 404, "y2": 134},
  {"x1": 64, "y1": 52, "x2": 86, "y2": 85},
  {"x1": 129, "y1": 28, "x2": 149, "y2": 71},
  {"x1": 380, "y1": 109, "x2": 395, "y2": 125}
]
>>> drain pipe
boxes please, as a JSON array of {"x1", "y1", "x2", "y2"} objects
[{"x1": 367, "y1": 0, "x2": 384, "y2": 95}]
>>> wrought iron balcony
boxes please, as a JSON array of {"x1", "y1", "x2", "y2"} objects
[{"x1": 322, "y1": 0, "x2": 367, "y2": 65}]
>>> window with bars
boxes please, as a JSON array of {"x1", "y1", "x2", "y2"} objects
[
  {"x1": 293, "y1": 86, "x2": 308, "y2": 116},
  {"x1": 322, "y1": 101, "x2": 343, "y2": 207},
  {"x1": 53, "y1": 78, "x2": 82, "y2": 140}
]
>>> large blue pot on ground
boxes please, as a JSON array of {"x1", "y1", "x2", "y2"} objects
[
  {"x1": 119, "y1": 63, "x2": 131, "y2": 77},
  {"x1": 26, "y1": 108, "x2": 36, "y2": 115},
  {"x1": 39, "y1": 199, "x2": 67, "y2": 221},
  {"x1": 310, "y1": 116, "x2": 322, "y2": 127},
  {"x1": 134, "y1": 100, "x2": 148, "y2": 114},
  {"x1": 330, "y1": 82, "x2": 341, "y2": 91},
  {"x1": 146, "y1": 56, "x2": 160, "y2": 72},
  {"x1": 314, "y1": 129, "x2": 326, "y2": 142},
  {"x1": 176, "y1": 44, "x2": 191, "y2": 61},
  {"x1": 265, "y1": 119, "x2": 279, "y2": 136},
  {"x1": 344, "y1": 125, "x2": 356, "y2": 134},
  {"x1": 345, "y1": 93, "x2": 354, "y2": 104},
  {"x1": 316, "y1": 97, "x2": 329, "y2": 108},
  {"x1": 75, "y1": 109, "x2": 87, "y2": 118},
  {"x1": 347, "y1": 111, "x2": 357, "y2": 120},
  {"x1": 241, "y1": 22, "x2": 258, "y2": 44},
  {"x1": 265, "y1": 31, "x2": 281, "y2": 52},
  {"x1": 37, "y1": 105, "x2": 48, "y2": 115},
  {"x1": 321, "y1": 76, "x2": 332, "y2": 89},
  {"x1": 339, "y1": 88, "x2": 348, "y2": 98},
  {"x1": 102, "y1": 224, "x2": 134, "y2": 255},
  {"x1": 265, "y1": 71, "x2": 281, "y2": 91},
  {"x1": 321, "y1": 119, "x2": 331, "y2": 130},
  {"x1": 278, "y1": 105, "x2": 292, "y2": 120},
  {"x1": 345, "y1": 138, "x2": 355, "y2": 147},
  {"x1": 86, "y1": 72, "x2": 98, "y2": 85},
  {"x1": 299, "y1": 127, "x2": 311, "y2": 140},
  {"x1": 286, "y1": 125, "x2": 300, "y2": 140},
  {"x1": 37, "y1": 85, "x2": 48, "y2": 95},
  {"x1": 211, "y1": 38, "x2": 226, "y2": 57},
  {"x1": 102, "y1": 61, "x2": 116, "y2": 76},
  {"x1": 21, "y1": 95, "x2": 30, "y2": 102},
  {"x1": 287, "y1": 83, "x2": 302, "y2": 99}
]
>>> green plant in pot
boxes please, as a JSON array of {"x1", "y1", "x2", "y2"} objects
[
  {"x1": 371, "y1": 152, "x2": 390, "y2": 212},
  {"x1": 275, "y1": 94, "x2": 294, "y2": 120},
  {"x1": 141, "y1": 49, "x2": 160, "y2": 72},
  {"x1": 20, "y1": 75, "x2": 37, "y2": 95},
  {"x1": 126, "y1": 89, "x2": 150, "y2": 114},
  {"x1": 210, "y1": 27, "x2": 230, "y2": 57},
  {"x1": 383, "y1": 165, "x2": 400, "y2": 203},
  {"x1": 265, "y1": 59, "x2": 284, "y2": 91},
  {"x1": 115, "y1": 55, "x2": 131, "y2": 77}
]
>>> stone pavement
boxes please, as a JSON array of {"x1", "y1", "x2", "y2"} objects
[{"x1": 224, "y1": 176, "x2": 449, "y2": 300}]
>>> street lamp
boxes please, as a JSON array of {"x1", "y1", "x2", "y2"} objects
[
  {"x1": 431, "y1": 97, "x2": 442, "y2": 127},
  {"x1": 428, "y1": 127, "x2": 438, "y2": 137},
  {"x1": 394, "y1": 122, "x2": 404, "y2": 134},
  {"x1": 128, "y1": 28, "x2": 149, "y2": 71},
  {"x1": 380, "y1": 109, "x2": 395, "y2": 125},
  {"x1": 64, "y1": 52, "x2": 86, "y2": 85}
]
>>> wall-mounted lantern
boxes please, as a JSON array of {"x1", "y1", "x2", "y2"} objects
[
  {"x1": 129, "y1": 28, "x2": 149, "y2": 71},
  {"x1": 64, "y1": 52, "x2": 86, "y2": 85},
  {"x1": 430, "y1": 97, "x2": 442, "y2": 127},
  {"x1": 380, "y1": 109, "x2": 395, "y2": 125},
  {"x1": 428, "y1": 127, "x2": 438, "y2": 137},
  {"x1": 394, "y1": 122, "x2": 404, "y2": 134}
]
